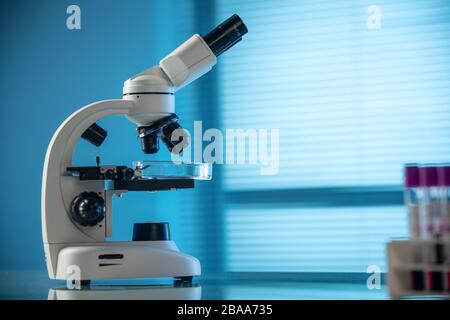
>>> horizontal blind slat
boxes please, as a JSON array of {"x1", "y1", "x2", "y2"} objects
[{"x1": 218, "y1": 0, "x2": 447, "y2": 272}]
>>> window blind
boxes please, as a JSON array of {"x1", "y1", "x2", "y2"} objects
[
  {"x1": 225, "y1": 206, "x2": 406, "y2": 272},
  {"x1": 216, "y1": 0, "x2": 450, "y2": 272},
  {"x1": 217, "y1": 0, "x2": 450, "y2": 190}
]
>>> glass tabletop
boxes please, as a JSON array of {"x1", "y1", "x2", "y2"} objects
[{"x1": 0, "y1": 270, "x2": 389, "y2": 300}]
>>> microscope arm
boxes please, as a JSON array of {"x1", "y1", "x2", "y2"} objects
[
  {"x1": 42, "y1": 100, "x2": 134, "y2": 245},
  {"x1": 45, "y1": 100, "x2": 134, "y2": 173}
]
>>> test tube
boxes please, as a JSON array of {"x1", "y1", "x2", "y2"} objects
[
  {"x1": 419, "y1": 165, "x2": 444, "y2": 292},
  {"x1": 437, "y1": 165, "x2": 450, "y2": 292},
  {"x1": 404, "y1": 164, "x2": 424, "y2": 290}
]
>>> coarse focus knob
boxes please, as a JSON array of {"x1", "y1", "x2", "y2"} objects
[{"x1": 71, "y1": 192, "x2": 105, "y2": 226}]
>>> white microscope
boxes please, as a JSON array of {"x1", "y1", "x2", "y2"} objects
[{"x1": 42, "y1": 15, "x2": 247, "y2": 285}]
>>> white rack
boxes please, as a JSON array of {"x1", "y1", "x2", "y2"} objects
[{"x1": 387, "y1": 240, "x2": 450, "y2": 299}]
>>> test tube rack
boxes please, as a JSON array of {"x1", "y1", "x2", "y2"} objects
[{"x1": 387, "y1": 240, "x2": 450, "y2": 299}]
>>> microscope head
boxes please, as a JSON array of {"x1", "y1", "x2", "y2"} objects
[{"x1": 122, "y1": 14, "x2": 248, "y2": 154}]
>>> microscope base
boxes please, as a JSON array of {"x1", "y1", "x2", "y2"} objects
[{"x1": 51, "y1": 241, "x2": 201, "y2": 281}]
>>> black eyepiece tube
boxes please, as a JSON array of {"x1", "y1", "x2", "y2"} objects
[{"x1": 202, "y1": 14, "x2": 248, "y2": 57}]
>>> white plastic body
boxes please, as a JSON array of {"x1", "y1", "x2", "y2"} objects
[
  {"x1": 123, "y1": 89, "x2": 175, "y2": 126},
  {"x1": 160, "y1": 34, "x2": 217, "y2": 90},
  {"x1": 122, "y1": 66, "x2": 175, "y2": 126},
  {"x1": 53, "y1": 241, "x2": 200, "y2": 280},
  {"x1": 123, "y1": 34, "x2": 216, "y2": 96},
  {"x1": 42, "y1": 99, "x2": 200, "y2": 281}
]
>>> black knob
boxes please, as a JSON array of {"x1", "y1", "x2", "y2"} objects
[
  {"x1": 81, "y1": 123, "x2": 107, "y2": 147},
  {"x1": 132, "y1": 222, "x2": 170, "y2": 241},
  {"x1": 71, "y1": 192, "x2": 105, "y2": 226},
  {"x1": 104, "y1": 169, "x2": 115, "y2": 180},
  {"x1": 124, "y1": 168, "x2": 135, "y2": 180},
  {"x1": 115, "y1": 169, "x2": 124, "y2": 180}
]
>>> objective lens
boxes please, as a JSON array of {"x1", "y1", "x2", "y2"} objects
[
  {"x1": 139, "y1": 131, "x2": 159, "y2": 154},
  {"x1": 202, "y1": 14, "x2": 248, "y2": 57},
  {"x1": 137, "y1": 114, "x2": 184, "y2": 154},
  {"x1": 161, "y1": 121, "x2": 184, "y2": 152}
]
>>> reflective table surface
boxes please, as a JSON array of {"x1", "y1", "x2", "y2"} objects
[{"x1": 0, "y1": 270, "x2": 390, "y2": 300}]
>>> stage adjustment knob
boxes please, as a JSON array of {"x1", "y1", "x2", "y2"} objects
[
  {"x1": 132, "y1": 222, "x2": 170, "y2": 241},
  {"x1": 71, "y1": 192, "x2": 105, "y2": 226},
  {"x1": 104, "y1": 169, "x2": 115, "y2": 179},
  {"x1": 124, "y1": 168, "x2": 135, "y2": 180}
]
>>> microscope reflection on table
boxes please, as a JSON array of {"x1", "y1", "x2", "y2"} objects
[{"x1": 48, "y1": 284, "x2": 201, "y2": 300}]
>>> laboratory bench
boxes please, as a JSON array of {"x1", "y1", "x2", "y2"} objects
[{"x1": 0, "y1": 270, "x2": 390, "y2": 300}]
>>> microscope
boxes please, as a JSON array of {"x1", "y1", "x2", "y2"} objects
[{"x1": 42, "y1": 15, "x2": 247, "y2": 285}]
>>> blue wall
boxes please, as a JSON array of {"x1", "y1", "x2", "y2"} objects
[
  {"x1": 4, "y1": 0, "x2": 449, "y2": 277},
  {"x1": 0, "y1": 0, "x2": 194, "y2": 270}
]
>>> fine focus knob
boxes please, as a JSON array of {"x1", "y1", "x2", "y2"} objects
[
  {"x1": 71, "y1": 192, "x2": 105, "y2": 226},
  {"x1": 132, "y1": 222, "x2": 170, "y2": 241}
]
